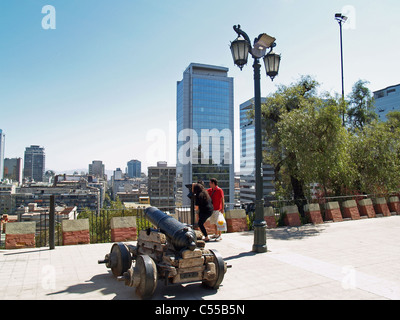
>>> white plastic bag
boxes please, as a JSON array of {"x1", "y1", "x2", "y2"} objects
[{"x1": 216, "y1": 211, "x2": 227, "y2": 232}]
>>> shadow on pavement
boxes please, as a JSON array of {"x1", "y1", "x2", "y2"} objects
[
  {"x1": 266, "y1": 224, "x2": 327, "y2": 241},
  {"x1": 224, "y1": 251, "x2": 257, "y2": 262},
  {"x1": 47, "y1": 270, "x2": 220, "y2": 300}
]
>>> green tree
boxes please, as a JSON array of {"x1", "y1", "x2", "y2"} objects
[
  {"x1": 349, "y1": 120, "x2": 400, "y2": 194},
  {"x1": 347, "y1": 80, "x2": 378, "y2": 131},
  {"x1": 386, "y1": 110, "x2": 400, "y2": 129},
  {"x1": 277, "y1": 99, "x2": 355, "y2": 197},
  {"x1": 259, "y1": 76, "x2": 325, "y2": 213},
  {"x1": 250, "y1": 75, "x2": 400, "y2": 211}
]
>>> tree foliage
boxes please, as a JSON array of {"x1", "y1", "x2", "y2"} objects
[
  {"x1": 346, "y1": 80, "x2": 378, "y2": 131},
  {"x1": 254, "y1": 76, "x2": 400, "y2": 201},
  {"x1": 349, "y1": 120, "x2": 400, "y2": 194}
]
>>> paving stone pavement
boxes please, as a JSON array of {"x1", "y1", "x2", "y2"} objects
[{"x1": 0, "y1": 216, "x2": 399, "y2": 300}]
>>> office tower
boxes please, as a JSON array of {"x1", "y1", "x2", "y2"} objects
[
  {"x1": 127, "y1": 160, "x2": 141, "y2": 178},
  {"x1": 240, "y1": 98, "x2": 275, "y2": 203},
  {"x1": 148, "y1": 162, "x2": 176, "y2": 212},
  {"x1": 374, "y1": 84, "x2": 400, "y2": 121},
  {"x1": 0, "y1": 129, "x2": 4, "y2": 181},
  {"x1": 23, "y1": 145, "x2": 45, "y2": 182},
  {"x1": 176, "y1": 63, "x2": 234, "y2": 207},
  {"x1": 113, "y1": 168, "x2": 123, "y2": 180},
  {"x1": 88, "y1": 160, "x2": 105, "y2": 179},
  {"x1": 4, "y1": 158, "x2": 23, "y2": 184}
]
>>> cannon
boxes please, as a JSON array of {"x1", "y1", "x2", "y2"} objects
[{"x1": 98, "y1": 206, "x2": 229, "y2": 299}]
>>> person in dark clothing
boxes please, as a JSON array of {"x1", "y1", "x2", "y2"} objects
[{"x1": 192, "y1": 183, "x2": 214, "y2": 241}]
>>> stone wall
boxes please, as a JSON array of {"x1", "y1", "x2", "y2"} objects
[
  {"x1": 324, "y1": 202, "x2": 343, "y2": 222},
  {"x1": 374, "y1": 198, "x2": 391, "y2": 216},
  {"x1": 388, "y1": 196, "x2": 400, "y2": 215},
  {"x1": 110, "y1": 216, "x2": 137, "y2": 242},
  {"x1": 5, "y1": 222, "x2": 36, "y2": 249},
  {"x1": 264, "y1": 207, "x2": 277, "y2": 229},
  {"x1": 358, "y1": 199, "x2": 376, "y2": 218},
  {"x1": 225, "y1": 209, "x2": 247, "y2": 233},
  {"x1": 304, "y1": 203, "x2": 323, "y2": 224},
  {"x1": 342, "y1": 200, "x2": 360, "y2": 220},
  {"x1": 281, "y1": 205, "x2": 301, "y2": 227},
  {"x1": 62, "y1": 219, "x2": 90, "y2": 246}
]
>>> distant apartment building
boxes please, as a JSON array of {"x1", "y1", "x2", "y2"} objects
[
  {"x1": 240, "y1": 98, "x2": 275, "y2": 204},
  {"x1": 89, "y1": 160, "x2": 105, "y2": 179},
  {"x1": 127, "y1": 160, "x2": 141, "y2": 178},
  {"x1": 113, "y1": 168, "x2": 124, "y2": 180},
  {"x1": 0, "y1": 183, "x2": 16, "y2": 214},
  {"x1": 20, "y1": 203, "x2": 78, "y2": 230},
  {"x1": 23, "y1": 145, "x2": 45, "y2": 182},
  {"x1": 14, "y1": 179, "x2": 101, "y2": 214},
  {"x1": 0, "y1": 129, "x2": 5, "y2": 181},
  {"x1": 117, "y1": 190, "x2": 149, "y2": 204},
  {"x1": 111, "y1": 168, "x2": 147, "y2": 201},
  {"x1": 374, "y1": 84, "x2": 400, "y2": 121},
  {"x1": 4, "y1": 158, "x2": 23, "y2": 184},
  {"x1": 56, "y1": 173, "x2": 107, "y2": 209},
  {"x1": 148, "y1": 162, "x2": 176, "y2": 212},
  {"x1": 176, "y1": 63, "x2": 234, "y2": 207}
]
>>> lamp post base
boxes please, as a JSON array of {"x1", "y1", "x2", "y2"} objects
[{"x1": 252, "y1": 220, "x2": 267, "y2": 253}]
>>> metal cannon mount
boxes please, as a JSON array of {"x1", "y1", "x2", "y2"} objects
[{"x1": 98, "y1": 207, "x2": 229, "y2": 299}]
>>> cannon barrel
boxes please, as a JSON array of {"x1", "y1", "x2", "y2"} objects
[{"x1": 144, "y1": 207, "x2": 197, "y2": 251}]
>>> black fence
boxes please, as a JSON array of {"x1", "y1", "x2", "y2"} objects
[{"x1": 84, "y1": 208, "x2": 152, "y2": 244}]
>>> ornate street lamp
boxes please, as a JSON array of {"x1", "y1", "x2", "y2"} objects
[
  {"x1": 264, "y1": 49, "x2": 281, "y2": 81},
  {"x1": 230, "y1": 35, "x2": 249, "y2": 70},
  {"x1": 230, "y1": 25, "x2": 281, "y2": 253}
]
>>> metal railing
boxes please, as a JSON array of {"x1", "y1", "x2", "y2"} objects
[{"x1": 83, "y1": 208, "x2": 153, "y2": 244}]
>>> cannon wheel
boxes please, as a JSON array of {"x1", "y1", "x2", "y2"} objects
[
  {"x1": 110, "y1": 242, "x2": 132, "y2": 277},
  {"x1": 202, "y1": 249, "x2": 225, "y2": 289},
  {"x1": 135, "y1": 255, "x2": 158, "y2": 300}
]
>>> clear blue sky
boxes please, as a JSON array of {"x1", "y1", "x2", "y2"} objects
[{"x1": 1, "y1": 0, "x2": 399, "y2": 174}]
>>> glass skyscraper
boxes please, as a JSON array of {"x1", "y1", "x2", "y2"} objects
[
  {"x1": 0, "y1": 129, "x2": 5, "y2": 181},
  {"x1": 127, "y1": 159, "x2": 141, "y2": 178},
  {"x1": 176, "y1": 63, "x2": 234, "y2": 207},
  {"x1": 23, "y1": 145, "x2": 45, "y2": 182},
  {"x1": 240, "y1": 98, "x2": 275, "y2": 203}
]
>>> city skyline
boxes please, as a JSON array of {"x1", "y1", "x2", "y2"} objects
[{"x1": 1, "y1": 0, "x2": 399, "y2": 173}]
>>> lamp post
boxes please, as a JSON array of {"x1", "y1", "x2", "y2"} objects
[
  {"x1": 230, "y1": 25, "x2": 281, "y2": 253},
  {"x1": 335, "y1": 13, "x2": 348, "y2": 126}
]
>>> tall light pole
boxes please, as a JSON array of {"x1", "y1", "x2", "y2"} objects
[
  {"x1": 335, "y1": 13, "x2": 348, "y2": 126},
  {"x1": 230, "y1": 25, "x2": 281, "y2": 253}
]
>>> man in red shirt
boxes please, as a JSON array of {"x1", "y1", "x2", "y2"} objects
[{"x1": 207, "y1": 178, "x2": 225, "y2": 240}]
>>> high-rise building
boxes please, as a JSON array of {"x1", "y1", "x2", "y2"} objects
[
  {"x1": 374, "y1": 84, "x2": 400, "y2": 121},
  {"x1": 88, "y1": 160, "x2": 105, "y2": 179},
  {"x1": 240, "y1": 98, "x2": 275, "y2": 204},
  {"x1": 176, "y1": 63, "x2": 234, "y2": 207},
  {"x1": 148, "y1": 162, "x2": 176, "y2": 212},
  {"x1": 4, "y1": 158, "x2": 23, "y2": 184},
  {"x1": 0, "y1": 129, "x2": 5, "y2": 181},
  {"x1": 23, "y1": 145, "x2": 45, "y2": 182},
  {"x1": 127, "y1": 160, "x2": 141, "y2": 178}
]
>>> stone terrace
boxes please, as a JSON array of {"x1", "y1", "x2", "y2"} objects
[{"x1": 0, "y1": 215, "x2": 399, "y2": 300}]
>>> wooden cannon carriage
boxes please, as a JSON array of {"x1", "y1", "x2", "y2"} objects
[{"x1": 98, "y1": 206, "x2": 229, "y2": 299}]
